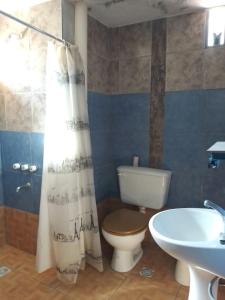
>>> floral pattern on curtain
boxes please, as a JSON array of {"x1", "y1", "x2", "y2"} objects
[{"x1": 36, "y1": 42, "x2": 103, "y2": 284}]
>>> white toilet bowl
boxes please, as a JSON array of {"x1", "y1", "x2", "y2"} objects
[
  {"x1": 102, "y1": 208, "x2": 148, "y2": 272},
  {"x1": 102, "y1": 166, "x2": 171, "y2": 272}
]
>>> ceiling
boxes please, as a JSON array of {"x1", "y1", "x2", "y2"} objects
[
  {"x1": 86, "y1": 0, "x2": 225, "y2": 27},
  {"x1": 0, "y1": 0, "x2": 50, "y2": 11},
  {"x1": 1, "y1": 0, "x2": 225, "y2": 27}
]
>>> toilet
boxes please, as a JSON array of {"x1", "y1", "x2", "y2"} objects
[{"x1": 102, "y1": 166, "x2": 171, "y2": 272}]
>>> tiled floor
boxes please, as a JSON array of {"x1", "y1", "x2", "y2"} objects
[{"x1": 0, "y1": 242, "x2": 224, "y2": 300}]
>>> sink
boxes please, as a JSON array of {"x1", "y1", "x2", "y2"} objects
[{"x1": 149, "y1": 208, "x2": 225, "y2": 300}]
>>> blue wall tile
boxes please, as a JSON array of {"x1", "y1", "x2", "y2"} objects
[
  {"x1": 93, "y1": 163, "x2": 116, "y2": 202},
  {"x1": 167, "y1": 170, "x2": 203, "y2": 208},
  {"x1": 88, "y1": 92, "x2": 113, "y2": 202},
  {"x1": 88, "y1": 92, "x2": 112, "y2": 131},
  {"x1": 164, "y1": 91, "x2": 203, "y2": 135},
  {"x1": 1, "y1": 89, "x2": 225, "y2": 212},
  {"x1": 30, "y1": 133, "x2": 44, "y2": 176},
  {"x1": 203, "y1": 90, "x2": 225, "y2": 133},
  {"x1": 0, "y1": 131, "x2": 44, "y2": 213},
  {"x1": 90, "y1": 130, "x2": 112, "y2": 167},
  {"x1": 3, "y1": 171, "x2": 35, "y2": 213},
  {"x1": 163, "y1": 89, "x2": 225, "y2": 208},
  {"x1": 111, "y1": 93, "x2": 150, "y2": 168},
  {"x1": 0, "y1": 131, "x2": 32, "y2": 173},
  {"x1": 31, "y1": 174, "x2": 42, "y2": 213},
  {"x1": 111, "y1": 94, "x2": 150, "y2": 133},
  {"x1": 202, "y1": 169, "x2": 225, "y2": 207},
  {"x1": 89, "y1": 92, "x2": 150, "y2": 202}
]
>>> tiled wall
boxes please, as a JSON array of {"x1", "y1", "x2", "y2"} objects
[
  {"x1": 0, "y1": 0, "x2": 60, "y2": 205},
  {"x1": 0, "y1": 207, "x2": 5, "y2": 246},
  {"x1": 1, "y1": 5, "x2": 225, "y2": 254},
  {"x1": 150, "y1": 19, "x2": 166, "y2": 168},
  {"x1": 0, "y1": 132, "x2": 43, "y2": 213},
  {"x1": 88, "y1": 92, "x2": 114, "y2": 201},
  {"x1": 163, "y1": 89, "x2": 225, "y2": 208},
  {"x1": 5, "y1": 207, "x2": 38, "y2": 254},
  {"x1": 166, "y1": 11, "x2": 225, "y2": 91},
  {"x1": 88, "y1": 20, "x2": 152, "y2": 201},
  {"x1": 0, "y1": 1, "x2": 61, "y2": 133},
  {"x1": 0, "y1": 0, "x2": 61, "y2": 249},
  {"x1": 88, "y1": 19, "x2": 152, "y2": 94},
  {"x1": 163, "y1": 11, "x2": 225, "y2": 208},
  {"x1": 109, "y1": 22, "x2": 152, "y2": 94},
  {"x1": 88, "y1": 17, "x2": 111, "y2": 93},
  {"x1": 90, "y1": 10, "x2": 225, "y2": 209},
  {"x1": 0, "y1": 146, "x2": 3, "y2": 205}
]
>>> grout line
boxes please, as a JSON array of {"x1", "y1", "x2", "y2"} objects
[{"x1": 107, "y1": 276, "x2": 129, "y2": 300}]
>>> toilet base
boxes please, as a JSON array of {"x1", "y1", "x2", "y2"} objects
[{"x1": 111, "y1": 245, "x2": 143, "y2": 272}]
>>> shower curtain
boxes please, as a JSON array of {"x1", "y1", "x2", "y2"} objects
[{"x1": 36, "y1": 42, "x2": 103, "y2": 284}]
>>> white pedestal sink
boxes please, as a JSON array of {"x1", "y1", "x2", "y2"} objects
[{"x1": 149, "y1": 208, "x2": 225, "y2": 300}]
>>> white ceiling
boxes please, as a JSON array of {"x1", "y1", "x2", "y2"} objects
[
  {"x1": 1, "y1": 0, "x2": 225, "y2": 27},
  {"x1": 86, "y1": 0, "x2": 225, "y2": 27},
  {"x1": 0, "y1": 0, "x2": 51, "y2": 11}
]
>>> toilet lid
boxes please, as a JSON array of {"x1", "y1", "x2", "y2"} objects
[{"x1": 102, "y1": 208, "x2": 149, "y2": 236}]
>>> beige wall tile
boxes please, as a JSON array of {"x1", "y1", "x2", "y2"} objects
[
  {"x1": 107, "y1": 60, "x2": 119, "y2": 94},
  {"x1": 119, "y1": 22, "x2": 152, "y2": 59},
  {"x1": 88, "y1": 53, "x2": 109, "y2": 93},
  {"x1": 203, "y1": 47, "x2": 225, "y2": 89},
  {"x1": 0, "y1": 0, "x2": 61, "y2": 133},
  {"x1": 32, "y1": 93, "x2": 46, "y2": 133},
  {"x1": 29, "y1": 47, "x2": 47, "y2": 93},
  {"x1": 167, "y1": 11, "x2": 206, "y2": 54},
  {"x1": 88, "y1": 17, "x2": 109, "y2": 60},
  {"x1": 109, "y1": 28, "x2": 120, "y2": 60},
  {"x1": 29, "y1": 0, "x2": 61, "y2": 44},
  {"x1": 119, "y1": 56, "x2": 151, "y2": 93},
  {"x1": 166, "y1": 50, "x2": 204, "y2": 91},
  {"x1": 5, "y1": 93, "x2": 32, "y2": 131}
]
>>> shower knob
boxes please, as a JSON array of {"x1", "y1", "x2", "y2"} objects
[
  {"x1": 29, "y1": 165, "x2": 38, "y2": 173},
  {"x1": 20, "y1": 164, "x2": 29, "y2": 171},
  {"x1": 12, "y1": 163, "x2": 21, "y2": 170}
]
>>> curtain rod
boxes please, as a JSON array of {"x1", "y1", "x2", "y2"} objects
[{"x1": 0, "y1": 9, "x2": 69, "y2": 45}]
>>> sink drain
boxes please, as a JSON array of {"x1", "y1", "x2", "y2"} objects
[
  {"x1": 139, "y1": 266, "x2": 155, "y2": 278},
  {"x1": 0, "y1": 266, "x2": 11, "y2": 277}
]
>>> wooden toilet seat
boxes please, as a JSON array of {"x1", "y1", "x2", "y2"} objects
[{"x1": 102, "y1": 208, "x2": 149, "y2": 236}]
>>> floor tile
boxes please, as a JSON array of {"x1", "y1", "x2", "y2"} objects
[{"x1": 0, "y1": 242, "x2": 224, "y2": 300}]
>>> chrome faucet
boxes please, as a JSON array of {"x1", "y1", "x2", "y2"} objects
[
  {"x1": 16, "y1": 182, "x2": 31, "y2": 193},
  {"x1": 204, "y1": 200, "x2": 225, "y2": 244}
]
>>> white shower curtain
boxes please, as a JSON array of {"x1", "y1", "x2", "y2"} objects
[{"x1": 36, "y1": 42, "x2": 103, "y2": 284}]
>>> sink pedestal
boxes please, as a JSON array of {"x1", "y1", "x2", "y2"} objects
[{"x1": 188, "y1": 266, "x2": 219, "y2": 300}]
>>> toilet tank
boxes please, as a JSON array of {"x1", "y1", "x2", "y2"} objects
[{"x1": 117, "y1": 166, "x2": 171, "y2": 210}]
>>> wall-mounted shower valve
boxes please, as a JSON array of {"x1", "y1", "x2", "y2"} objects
[
  {"x1": 12, "y1": 163, "x2": 21, "y2": 170},
  {"x1": 29, "y1": 165, "x2": 38, "y2": 173},
  {"x1": 20, "y1": 164, "x2": 29, "y2": 171}
]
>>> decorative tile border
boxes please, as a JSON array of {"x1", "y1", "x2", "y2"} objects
[
  {"x1": 150, "y1": 19, "x2": 167, "y2": 168},
  {"x1": 0, "y1": 198, "x2": 157, "y2": 260}
]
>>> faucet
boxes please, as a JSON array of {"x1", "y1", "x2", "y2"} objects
[
  {"x1": 208, "y1": 155, "x2": 220, "y2": 168},
  {"x1": 16, "y1": 182, "x2": 31, "y2": 193},
  {"x1": 204, "y1": 200, "x2": 225, "y2": 244}
]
